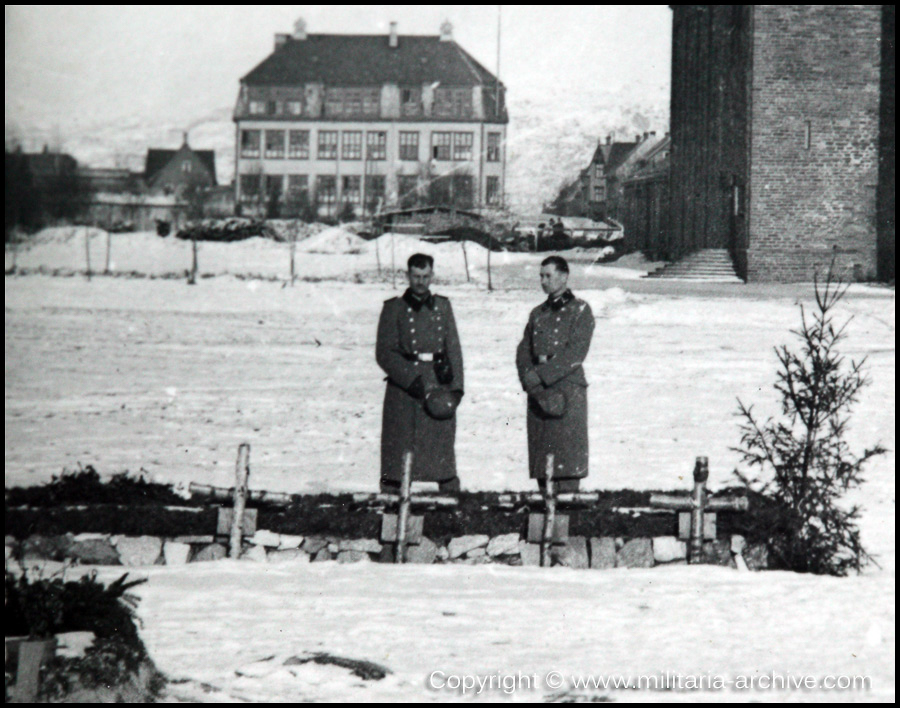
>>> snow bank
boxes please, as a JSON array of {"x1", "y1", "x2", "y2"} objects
[{"x1": 297, "y1": 226, "x2": 369, "y2": 254}]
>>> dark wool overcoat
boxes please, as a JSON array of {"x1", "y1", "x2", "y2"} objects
[
  {"x1": 376, "y1": 290, "x2": 464, "y2": 482},
  {"x1": 516, "y1": 291, "x2": 595, "y2": 480}
]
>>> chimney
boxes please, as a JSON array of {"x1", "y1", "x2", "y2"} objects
[
  {"x1": 275, "y1": 33, "x2": 289, "y2": 49},
  {"x1": 389, "y1": 21, "x2": 398, "y2": 48},
  {"x1": 293, "y1": 17, "x2": 307, "y2": 40},
  {"x1": 606, "y1": 134, "x2": 611, "y2": 145},
  {"x1": 650, "y1": 131, "x2": 656, "y2": 137},
  {"x1": 635, "y1": 134, "x2": 640, "y2": 143},
  {"x1": 182, "y1": 131, "x2": 189, "y2": 147},
  {"x1": 440, "y1": 19, "x2": 453, "y2": 42}
]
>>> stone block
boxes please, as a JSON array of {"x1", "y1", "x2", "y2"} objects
[
  {"x1": 556, "y1": 536, "x2": 589, "y2": 569},
  {"x1": 301, "y1": 537, "x2": 329, "y2": 555},
  {"x1": 249, "y1": 530, "x2": 281, "y2": 548},
  {"x1": 68, "y1": 538, "x2": 120, "y2": 565},
  {"x1": 312, "y1": 548, "x2": 333, "y2": 562},
  {"x1": 339, "y1": 538, "x2": 383, "y2": 554},
  {"x1": 519, "y1": 541, "x2": 542, "y2": 567},
  {"x1": 268, "y1": 548, "x2": 310, "y2": 564},
  {"x1": 466, "y1": 547, "x2": 486, "y2": 559},
  {"x1": 241, "y1": 545, "x2": 268, "y2": 562},
  {"x1": 652, "y1": 536, "x2": 687, "y2": 563},
  {"x1": 278, "y1": 534, "x2": 304, "y2": 550},
  {"x1": 436, "y1": 545, "x2": 450, "y2": 561},
  {"x1": 113, "y1": 536, "x2": 162, "y2": 566},
  {"x1": 590, "y1": 537, "x2": 616, "y2": 569},
  {"x1": 405, "y1": 537, "x2": 438, "y2": 564},
  {"x1": 745, "y1": 543, "x2": 770, "y2": 571},
  {"x1": 337, "y1": 549, "x2": 371, "y2": 564},
  {"x1": 527, "y1": 513, "x2": 569, "y2": 543},
  {"x1": 22, "y1": 534, "x2": 73, "y2": 561},
  {"x1": 163, "y1": 541, "x2": 191, "y2": 565},
  {"x1": 486, "y1": 533, "x2": 521, "y2": 557},
  {"x1": 18, "y1": 559, "x2": 68, "y2": 577},
  {"x1": 192, "y1": 543, "x2": 227, "y2": 563},
  {"x1": 380, "y1": 514, "x2": 424, "y2": 544},
  {"x1": 616, "y1": 538, "x2": 653, "y2": 568},
  {"x1": 215, "y1": 507, "x2": 258, "y2": 536},
  {"x1": 448, "y1": 534, "x2": 489, "y2": 559},
  {"x1": 702, "y1": 539, "x2": 735, "y2": 567}
]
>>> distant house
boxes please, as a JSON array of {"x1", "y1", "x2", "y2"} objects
[
  {"x1": 5, "y1": 146, "x2": 83, "y2": 230},
  {"x1": 144, "y1": 134, "x2": 217, "y2": 197},
  {"x1": 75, "y1": 167, "x2": 141, "y2": 195},
  {"x1": 233, "y1": 17, "x2": 508, "y2": 218},
  {"x1": 585, "y1": 135, "x2": 640, "y2": 220},
  {"x1": 622, "y1": 134, "x2": 671, "y2": 254}
]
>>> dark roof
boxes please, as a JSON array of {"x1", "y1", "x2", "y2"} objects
[
  {"x1": 243, "y1": 34, "x2": 502, "y2": 88},
  {"x1": 144, "y1": 147, "x2": 216, "y2": 183},
  {"x1": 590, "y1": 141, "x2": 639, "y2": 171}
]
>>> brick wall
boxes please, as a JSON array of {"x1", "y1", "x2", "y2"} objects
[{"x1": 748, "y1": 5, "x2": 882, "y2": 282}]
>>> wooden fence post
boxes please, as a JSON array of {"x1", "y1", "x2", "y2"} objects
[
  {"x1": 229, "y1": 443, "x2": 251, "y2": 559},
  {"x1": 289, "y1": 227, "x2": 297, "y2": 286},
  {"x1": 461, "y1": 241, "x2": 470, "y2": 282},
  {"x1": 395, "y1": 451, "x2": 413, "y2": 564},
  {"x1": 540, "y1": 453, "x2": 555, "y2": 567},
  {"x1": 689, "y1": 456, "x2": 709, "y2": 564},
  {"x1": 188, "y1": 235, "x2": 198, "y2": 285},
  {"x1": 104, "y1": 230, "x2": 111, "y2": 274},
  {"x1": 84, "y1": 228, "x2": 92, "y2": 281}
]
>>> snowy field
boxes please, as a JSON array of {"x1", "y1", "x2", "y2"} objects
[{"x1": 5, "y1": 228, "x2": 896, "y2": 701}]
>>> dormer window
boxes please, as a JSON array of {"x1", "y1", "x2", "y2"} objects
[{"x1": 249, "y1": 101, "x2": 266, "y2": 115}]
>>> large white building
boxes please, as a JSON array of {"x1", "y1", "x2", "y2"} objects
[{"x1": 233, "y1": 19, "x2": 508, "y2": 217}]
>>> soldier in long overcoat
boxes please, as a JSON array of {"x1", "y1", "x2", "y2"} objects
[
  {"x1": 516, "y1": 256, "x2": 594, "y2": 492},
  {"x1": 376, "y1": 253, "x2": 464, "y2": 493}
]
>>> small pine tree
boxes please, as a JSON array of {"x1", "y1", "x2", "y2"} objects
[{"x1": 733, "y1": 266, "x2": 886, "y2": 576}]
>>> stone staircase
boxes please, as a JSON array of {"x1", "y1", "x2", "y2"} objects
[{"x1": 645, "y1": 249, "x2": 743, "y2": 282}]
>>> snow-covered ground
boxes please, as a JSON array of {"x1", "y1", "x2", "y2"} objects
[{"x1": 6, "y1": 229, "x2": 895, "y2": 701}]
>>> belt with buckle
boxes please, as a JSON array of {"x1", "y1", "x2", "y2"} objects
[{"x1": 404, "y1": 352, "x2": 436, "y2": 362}]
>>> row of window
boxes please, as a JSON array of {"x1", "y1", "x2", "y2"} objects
[
  {"x1": 240, "y1": 129, "x2": 502, "y2": 163},
  {"x1": 239, "y1": 173, "x2": 502, "y2": 206},
  {"x1": 244, "y1": 87, "x2": 479, "y2": 119}
]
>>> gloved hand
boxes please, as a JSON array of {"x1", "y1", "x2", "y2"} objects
[
  {"x1": 433, "y1": 353, "x2": 454, "y2": 385},
  {"x1": 450, "y1": 390, "x2": 464, "y2": 406},
  {"x1": 408, "y1": 376, "x2": 426, "y2": 399},
  {"x1": 522, "y1": 369, "x2": 543, "y2": 393}
]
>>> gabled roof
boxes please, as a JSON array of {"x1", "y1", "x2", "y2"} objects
[
  {"x1": 144, "y1": 146, "x2": 216, "y2": 184},
  {"x1": 590, "y1": 141, "x2": 639, "y2": 172},
  {"x1": 242, "y1": 34, "x2": 502, "y2": 88}
]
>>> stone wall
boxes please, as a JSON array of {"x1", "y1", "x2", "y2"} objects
[{"x1": 6, "y1": 530, "x2": 769, "y2": 571}]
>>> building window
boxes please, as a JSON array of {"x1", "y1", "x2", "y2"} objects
[
  {"x1": 342, "y1": 131, "x2": 363, "y2": 160},
  {"x1": 365, "y1": 175, "x2": 386, "y2": 208},
  {"x1": 241, "y1": 130, "x2": 261, "y2": 158},
  {"x1": 325, "y1": 88, "x2": 344, "y2": 117},
  {"x1": 400, "y1": 87, "x2": 421, "y2": 117},
  {"x1": 453, "y1": 132, "x2": 473, "y2": 161},
  {"x1": 316, "y1": 175, "x2": 337, "y2": 212},
  {"x1": 341, "y1": 175, "x2": 361, "y2": 204},
  {"x1": 432, "y1": 132, "x2": 452, "y2": 161},
  {"x1": 318, "y1": 131, "x2": 338, "y2": 160},
  {"x1": 433, "y1": 88, "x2": 472, "y2": 118},
  {"x1": 287, "y1": 174, "x2": 308, "y2": 196},
  {"x1": 181, "y1": 161, "x2": 192, "y2": 173},
  {"x1": 366, "y1": 131, "x2": 386, "y2": 161},
  {"x1": 487, "y1": 133, "x2": 501, "y2": 162},
  {"x1": 398, "y1": 175, "x2": 419, "y2": 208},
  {"x1": 594, "y1": 163, "x2": 603, "y2": 179},
  {"x1": 266, "y1": 174, "x2": 283, "y2": 198},
  {"x1": 286, "y1": 100, "x2": 302, "y2": 116},
  {"x1": 288, "y1": 130, "x2": 309, "y2": 159},
  {"x1": 486, "y1": 176, "x2": 500, "y2": 206},
  {"x1": 593, "y1": 186, "x2": 604, "y2": 202},
  {"x1": 399, "y1": 132, "x2": 419, "y2": 161},
  {"x1": 248, "y1": 101, "x2": 266, "y2": 115},
  {"x1": 265, "y1": 130, "x2": 285, "y2": 159},
  {"x1": 361, "y1": 89, "x2": 380, "y2": 116},
  {"x1": 239, "y1": 173, "x2": 261, "y2": 201}
]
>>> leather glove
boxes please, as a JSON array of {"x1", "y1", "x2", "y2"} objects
[
  {"x1": 434, "y1": 353, "x2": 454, "y2": 385},
  {"x1": 522, "y1": 369, "x2": 543, "y2": 392},
  {"x1": 408, "y1": 376, "x2": 426, "y2": 399},
  {"x1": 450, "y1": 390, "x2": 464, "y2": 406}
]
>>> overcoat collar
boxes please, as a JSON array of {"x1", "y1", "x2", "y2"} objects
[
  {"x1": 546, "y1": 288, "x2": 575, "y2": 311},
  {"x1": 403, "y1": 288, "x2": 435, "y2": 311}
]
